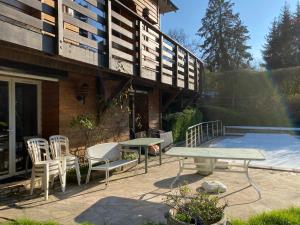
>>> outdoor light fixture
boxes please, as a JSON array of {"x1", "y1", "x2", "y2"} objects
[{"x1": 76, "y1": 83, "x2": 89, "y2": 104}]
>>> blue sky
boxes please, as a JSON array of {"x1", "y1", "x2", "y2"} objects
[{"x1": 161, "y1": 0, "x2": 298, "y2": 65}]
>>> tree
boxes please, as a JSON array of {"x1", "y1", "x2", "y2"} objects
[
  {"x1": 198, "y1": 0, "x2": 252, "y2": 72},
  {"x1": 168, "y1": 29, "x2": 200, "y2": 56},
  {"x1": 263, "y1": 2, "x2": 299, "y2": 69}
]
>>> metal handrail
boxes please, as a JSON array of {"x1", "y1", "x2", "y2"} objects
[{"x1": 186, "y1": 120, "x2": 223, "y2": 147}]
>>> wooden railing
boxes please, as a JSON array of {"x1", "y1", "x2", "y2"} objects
[{"x1": 0, "y1": 0, "x2": 203, "y2": 91}]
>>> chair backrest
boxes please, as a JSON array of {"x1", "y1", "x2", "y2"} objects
[
  {"x1": 160, "y1": 131, "x2": 174, "y2": 150},
  {"x1": 87, "y1": 142, "x2": 120, "y2": 162},
  {"x1": 26, "y1": 138, "x2": 51, "y2": 164},
  {"x1": 49, "y1": 135, "x2": 69, "y2": 159}
]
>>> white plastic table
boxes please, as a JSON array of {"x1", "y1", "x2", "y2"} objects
[{"x1": 165, "y1": 147, "x2": 265, "y2": 198}]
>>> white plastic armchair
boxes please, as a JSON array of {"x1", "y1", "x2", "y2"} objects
[
  {"x1": 85, "y1": 142, "x2": 138, "y2": 186},
  {"x1": 49, "y1": 135, "x2": 81, "y2": 186},
  {"x1": 26, "y1": 138, "x2": 65, "y2": 200}
]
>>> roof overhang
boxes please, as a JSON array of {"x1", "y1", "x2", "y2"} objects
[{"x1": 158, "y1": 0, "x2": 178, "y2": 14}]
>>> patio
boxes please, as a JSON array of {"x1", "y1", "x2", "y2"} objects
[{"x1": 0, "y1": 156, "x2": 299, "y2": 225}]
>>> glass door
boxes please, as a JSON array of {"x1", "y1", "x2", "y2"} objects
[
  {"x1": 0, "y1": 81, "x2": 9, "y2": 177},
  {"x1": 0, "y1": 77, "x2": 40, "y2": 180},
  {"x1": 15, "y1": 83, "x2": 38, "y2": 173}
]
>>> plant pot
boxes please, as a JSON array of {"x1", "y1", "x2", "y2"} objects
[
  {"x1": 193, "y1": 158, "x2": 216, "y2": 175},
  {"x1": 166, "y1": 209, "x2": 227, "y2": 225}
]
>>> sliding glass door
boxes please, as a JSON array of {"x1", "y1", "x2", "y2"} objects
[
  {"x1": 0, "y1": 81, "x2": 9, "y2": 177},
  {"x1": 0, "y1": 77, "x2": 40, "y2": 180}
]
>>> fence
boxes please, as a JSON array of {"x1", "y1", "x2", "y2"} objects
[{"x1": 186, "y1": 120, "x2": 223, "y2": 147}]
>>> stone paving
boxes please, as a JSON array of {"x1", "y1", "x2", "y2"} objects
[{"x1": 0, "y1": 156, "x2": 299, "y2": 225}]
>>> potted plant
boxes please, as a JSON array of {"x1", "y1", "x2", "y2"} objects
[{"x1": 165, "y1": 185, "x2": 227, "y2": 225}]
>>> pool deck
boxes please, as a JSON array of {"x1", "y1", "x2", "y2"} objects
[{"x1": 0, "y1": 155, "x2": 299, "y2": 225}]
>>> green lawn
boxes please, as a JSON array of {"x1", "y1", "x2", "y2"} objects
[{"x1": 231, "y1": 207, "x2": 300, "y2": 225}]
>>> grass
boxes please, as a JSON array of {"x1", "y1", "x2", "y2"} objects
[{"x1": 231, "y1": 207, "x2": 300, "y2": 225}]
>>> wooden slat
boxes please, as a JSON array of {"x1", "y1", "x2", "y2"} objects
[
  {"x1": 64, "y1": 22, "x2": 79, "y2": 33},
  {"x1": 161, "y1": 74, "x2": 173, "y2": 85},
  {"x1": 0, "y1": 3, "x2": 42, "y2": 30},
  {"x1": 112, "y1": 48, "x2": 134, "y2": 62},
  {"x1": 178, "y1": 58, "x2": 185, "y2": 66},
  {"x1": 163, "y1": 59, "x2": 173, "y2": 68},
  {"x1": 142, "y1": 49, "x2": 158, "y2": 61},
  {"x1": 64, "y1": 29, "x2": 98, "y2": 49},
  {"x1": 143, "y1": 40, "x2": 159, "y2": 52},
  {"x1": 112, "y1": 23, "x2": 134, "y2": 39},
  {"x1": 63, "y1": 0, "x2": 97, "y2": 21},
  {"x1": 178, "y1": 50, "x2": 185, "y2": 58},
  {"x1": 189, "y1": 64, "x2": 195, "y2": 70},
  {"x1": 178, "y1": 66, "x2": 185, "y2": 73},
  {"x1": 41, "y1": 13, "x2": 55, "y2": 25},
  {"x1": 143, "y1": 60, "x2": 158, "y2": 70},
  {"x1": 42, "y1": 0, "x2": 55, "y2": 8},
  {"x1": 63, "y1": 13, "x2": 97, "y2": 35},
  {"x1": 162, "y1": 67, "x2": 173, "y2": 76},
  {"x1": 18, "y1": 0, "x2": 42, "y2": 11},
  {"x1": 112, "y1": 36, "x2": 134, "y2": 50},
  {"x1": 163, "y1": 41, "x2": 173, "y2": 52},
  {"x1": 112, "y1": 10, "x2": 133, "y2": 28},
  {"x1": 163, "y1": 50, "x2": 174, "y2": 60},
  {"x1": 142, "y1": 30, "x2": 159, "y2": 42}
]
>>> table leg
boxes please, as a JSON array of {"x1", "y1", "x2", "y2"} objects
[
  {"x1": 138, "y1": 146, "x2": 141, "y2": 164},
  {"x1": 159, "y1": 143, "x2": 162, "y2": 165},
  {"x1": 171, "y1": 158, "x2": 183, "y2": 189},
  {"x1": 145, "y1": 145, "x2": 148, "y2": 174},
  {"x1": 245, "y1": 160, "x2": 261, "y2": 199}
]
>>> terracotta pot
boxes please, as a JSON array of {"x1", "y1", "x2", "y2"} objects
[{"x1": 166, "y1": 209, "x2": 227, "y2": 225}]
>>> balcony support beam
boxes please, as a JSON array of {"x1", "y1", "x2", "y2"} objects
[
  {"x1": 56, "y1": 0, "x2": 63, "y2": 55},
  {"x1": 106, "y1": 0, "x2": 112, "y2": 69}
]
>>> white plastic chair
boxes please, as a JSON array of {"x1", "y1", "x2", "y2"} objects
[
  {"x1": 49, "y1": 135, "x2": 81, "y2": 186},
  {"x1": 26, "y1": 138, "x2": 65, "y2": 200}
]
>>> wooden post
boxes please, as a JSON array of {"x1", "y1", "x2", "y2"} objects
[
  {"x1": 158, "y1": 35, "x2": 163, "y2": 83},
  {"x1": 174, "y1": 45, "x2": 178, "y2": 87},
  {"x1": 194, "y1": 59, "x2": 198, "y2": 91},
  {"x1": 106, "y1": 0, "x2": 112, "y2": 69},
  {"x1": 138, "y1": 20, "x2": 143, "y2": 77},
  {"x1": 56, "y1": 0, "x2": 63, "y2": 55},
  {"x1": 185, "y1": 52, "x2": 189, "y2": 89}
]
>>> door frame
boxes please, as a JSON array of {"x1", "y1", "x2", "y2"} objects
[{"x1": 0, "y1": 75, "x2": 41, "y2": 180}]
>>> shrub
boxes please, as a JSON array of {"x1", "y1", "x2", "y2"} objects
[
  {"x1": 163, "y1": 108, "x2": 203, "y2": 143},
  {"x1": 231, "y1": 207, "x2": 300, "y2": 225}
]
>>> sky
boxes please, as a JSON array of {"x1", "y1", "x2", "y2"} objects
[{"x1": 161, "y1": 0, "x2": 298, "y2": 66}]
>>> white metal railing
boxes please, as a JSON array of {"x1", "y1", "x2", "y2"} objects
[{"x1": 186, "y1": 120, "x2": 223, "y2": 147}]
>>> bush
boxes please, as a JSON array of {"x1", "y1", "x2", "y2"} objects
[
  {"x1": 163, "y1": 108, "x2": 203, "y2": 143},
  {"x1": 231, "y1": 207, "x2": 300, "y2": 225}
]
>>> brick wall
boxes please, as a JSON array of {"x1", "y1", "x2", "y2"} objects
[{"x1": 57, "y1": 73, "x2": 130, "y2": 160}]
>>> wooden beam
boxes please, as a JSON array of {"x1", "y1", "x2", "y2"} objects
[
  {"x1": 158, "y1": 35, "x2": 163, "y2": 83},
  {"x1": 138, "y1": 20, "x2": 143, "y2": 77},
  {"x1": 185, "y1": 52, "x2": 189, "y2": 89},
  {"x1": 106, "y1": 0, "x2": 112, "y2": 69},
  {"x1": 173, "y1": 45, "x2": 178, "y2": 87},
  {"x1": 56, "y1": 0, "x2": 63, "y2": 55}
]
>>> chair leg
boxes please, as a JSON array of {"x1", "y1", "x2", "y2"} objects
[
  {"x1": 105, "y1": 169, "x2": 109, "y2": 188},
  {"x1": 75, "y1": 161, "x2": 81, "y2": 186},
  {"x1": 44, "y1": 164, "x2": 49, "y2": 201},
  {"x1": 30, "y1": 169, "x2": 35, "y2": 195},
  {"x1": 51, "y1": 175, "x2": 55, "y2": 188},
  {"x1": 58, "y1": 163, "x2": 65, "y2": 193},
  {"x1": 86, "y1": 166, "x2": 92, "y2": 184}
]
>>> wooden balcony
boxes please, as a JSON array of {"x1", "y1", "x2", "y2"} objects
[{"x1": 0, "y1": 0, "x2": 203, "y2": 91}]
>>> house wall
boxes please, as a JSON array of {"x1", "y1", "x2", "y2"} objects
[
  {"x1": 134, "y1": 0, "x2": 160, "y2": 27},
  {"x1": 57, "y1": 73, "x2": 130, "y2": 160},
  {"x1": 42, "y1": 81, "x2": 59, "y2": 138},
  {"x1": 148, "y1": 88, "x2": 160, "y2": 129}
]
